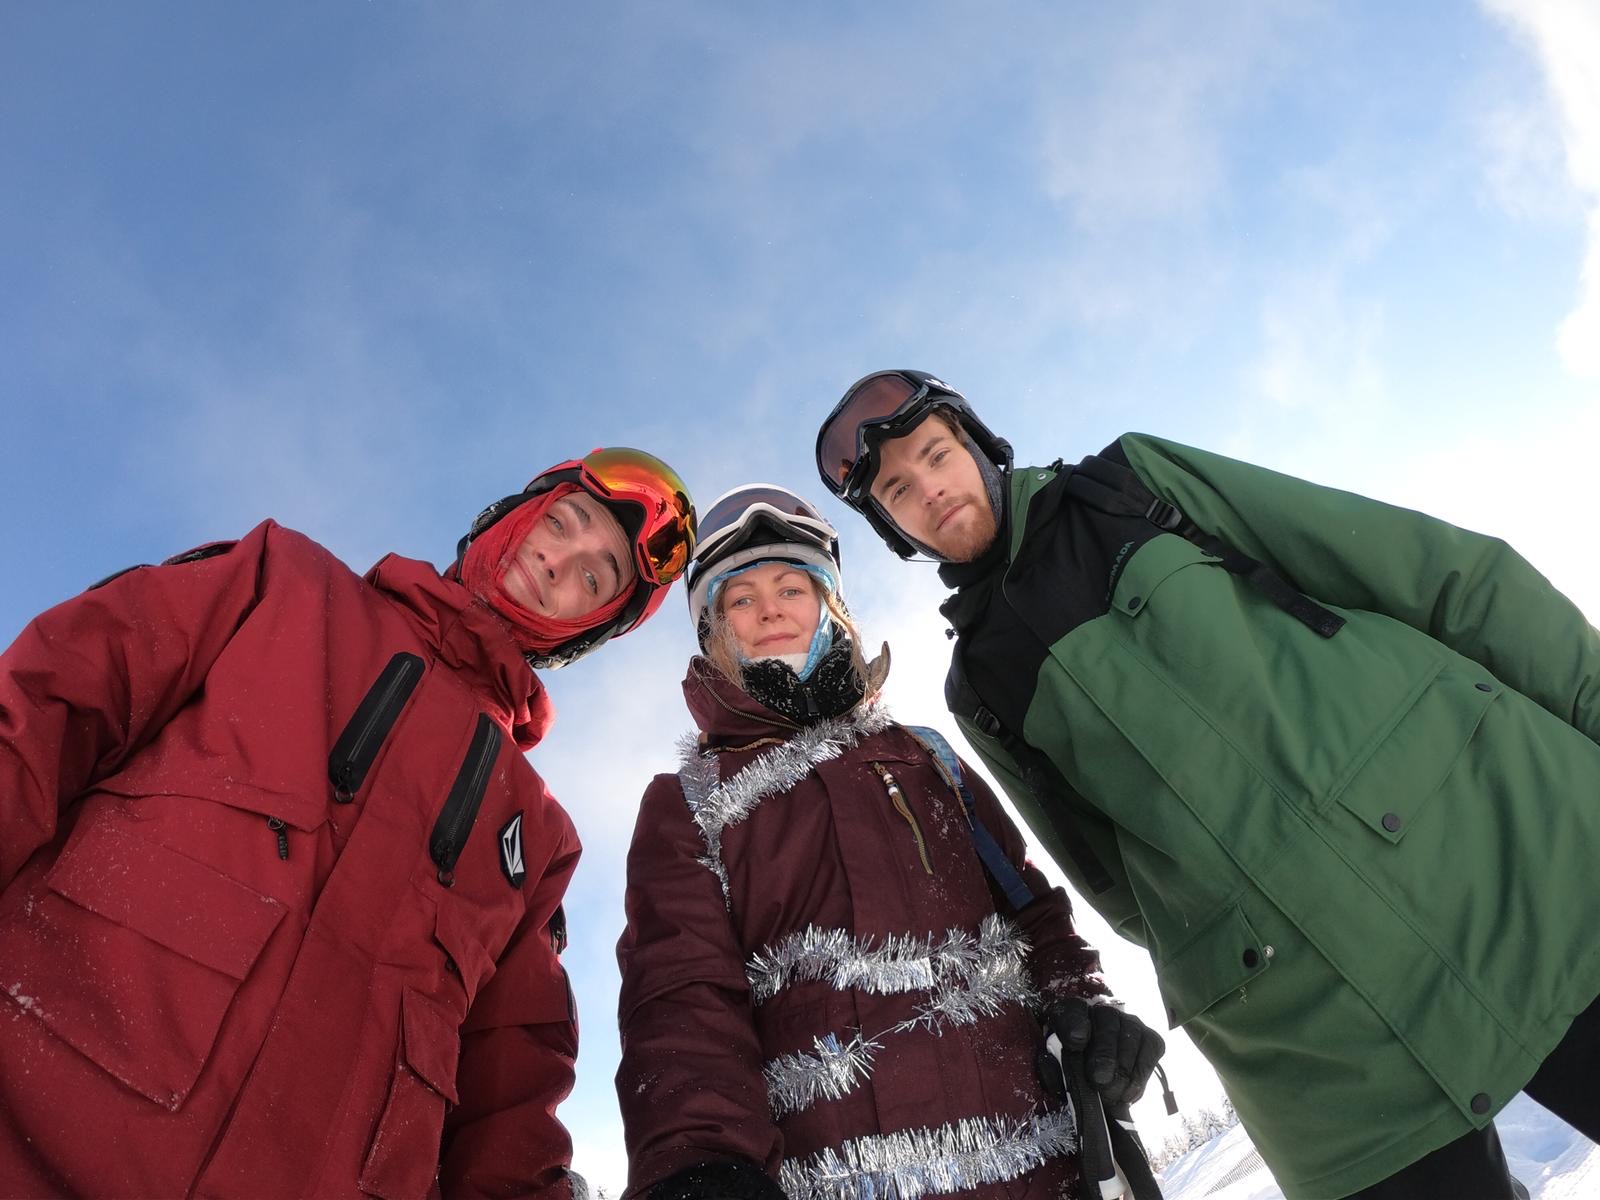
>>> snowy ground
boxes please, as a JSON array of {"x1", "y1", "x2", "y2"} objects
[{"x1": 1158, "y1": 1095, "x2": 1599, "y2": 1199}]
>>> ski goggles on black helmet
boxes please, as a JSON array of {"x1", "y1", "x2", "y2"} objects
[{"x1": 816, "y1": 370, "x2": 987, "y2": 503}]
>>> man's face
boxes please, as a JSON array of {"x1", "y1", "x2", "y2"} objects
[
  {"x1": 501, "y1": 492, "x2": 636, "y2": 619},
  {"x1": 868, "y1": 414, "x2": 998, "y2": 561}
]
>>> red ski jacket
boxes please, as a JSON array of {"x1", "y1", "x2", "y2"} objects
[
  {"x1": 616, "y1": 660, "x2": 1111, "y2": 1200},
  {"x1": 0, "y1": 520, "x2": 583, "y2": 1199}
]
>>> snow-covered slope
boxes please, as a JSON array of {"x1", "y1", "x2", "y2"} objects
[{"x1": 1158, "y1": 1095, "x2": 1599, "y2": 1199}]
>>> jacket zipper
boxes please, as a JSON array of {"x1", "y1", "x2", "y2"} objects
[
  {"x1": 328, "y1": 652, "x2": 425, "y2": 803},
  {"x1": 872, "y1": 762, "x2": 933, "y2": 875},
  {"x1": 266, "y1": 815, "x2": 288, "y2": 860},
  {"x1": 429, "y1": 714, "x2": 502, "y2": 887}
]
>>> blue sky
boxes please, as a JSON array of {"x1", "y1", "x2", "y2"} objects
[{"x1": 4, "y1": 1, "x2": 1599, "y2": 1191}]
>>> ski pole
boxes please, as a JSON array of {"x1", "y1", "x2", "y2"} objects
[{"x1": 1047, "y1": 1031, "x2": 1129, "y2": 1200}]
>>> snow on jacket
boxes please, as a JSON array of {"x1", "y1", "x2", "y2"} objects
[
  {"x1": 0, "y1": 520, "x2": 583, "y2": 1200},
  {"x1": 942, "y1": 435, "x2": 1600, "y2": 1199},
  {"x1": 615, "y1": 658, "x2": 1110, "y2": 1200}
]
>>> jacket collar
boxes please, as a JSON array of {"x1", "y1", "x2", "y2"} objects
[
  {"x1": 364, "y1": 553, "x2": 554, "y2": 750},
  {"x1": 682, "y1": 656, "x2": 803, "y2": 745},
  {"x1": 936, "y1": 464, "x2": 1024, "y2": 592},
  {"x1": 938, "y1": 463, "x2": 1070, "y2": 613}
]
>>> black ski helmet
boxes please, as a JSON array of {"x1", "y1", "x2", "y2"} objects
[{"x1": 815, "y1": 369, "x2": 1012, "y2": 559}]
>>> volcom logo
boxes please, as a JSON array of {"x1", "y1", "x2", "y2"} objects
[{"x1": 498, "y1": 812, "x2": 526, "y2": 888}]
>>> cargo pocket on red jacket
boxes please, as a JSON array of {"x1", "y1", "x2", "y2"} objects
[
  {"x1": 359, "y1": 989, "x2": 462, "y2": 1200},
  {"x1": 0, "y1": 818, "x2": 285, "y2": 1110}
]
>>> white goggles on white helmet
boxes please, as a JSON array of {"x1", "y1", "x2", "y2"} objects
[{"x1": 686, "y1": 484, "x2": 842, "y2": 635}]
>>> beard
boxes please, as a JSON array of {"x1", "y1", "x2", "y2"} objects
[{"x1": 931, "y1": 498, "x2": 1000, "y2": 562}]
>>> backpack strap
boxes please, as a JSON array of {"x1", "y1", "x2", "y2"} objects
[
  {"x1": 944, "y1": 659, "x2": 1118, "y2": 897},
  {"x1": 905, "y1": 725, "x2": 1036, "y2": 911},
  {"x1": 1066, "y1": 453, "x2": 1345, "y2": 639}
]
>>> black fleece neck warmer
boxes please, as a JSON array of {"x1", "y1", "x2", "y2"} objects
[{"x1": 741, "y1": 637, "x2": 864, "y2": 725}]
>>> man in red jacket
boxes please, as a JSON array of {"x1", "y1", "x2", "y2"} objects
[{"x1": 0, "y1": 448, "x2": 696, "y2": 1200}]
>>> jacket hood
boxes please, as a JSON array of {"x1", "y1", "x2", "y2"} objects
[{"x1": 365, "y1": 552, "x2": 555, "y2": 749}]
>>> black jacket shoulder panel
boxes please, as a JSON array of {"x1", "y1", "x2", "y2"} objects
[{"x1": 942, "y1": 454, "x2": 1161, "y2": 739}]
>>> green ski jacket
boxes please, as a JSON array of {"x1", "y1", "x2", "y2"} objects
[{"x1": 940, "y1": 433, "x2": 1600, "y2": 1199}]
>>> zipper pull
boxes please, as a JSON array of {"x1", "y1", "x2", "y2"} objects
[
  {"x1": 267, "y1": 816, "x2": 289, "y2": 860},
  {"x1": 873, "y1": 762, "x2": 905, "y2": 802},
  {"x1": 1155, "y1": 1063, "x2": 1179, "y2": 1115},
  {"x1": 872, "y1": 763, "x2": 934, "y2": 876}
]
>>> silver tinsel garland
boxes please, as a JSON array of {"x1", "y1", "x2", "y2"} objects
[
  {"x1": 676, "y1": 701, "x2": 895, "y2": 905},
  {"x1": 678, "y1": 707, "x2": 1052, "y2": 1134},
  {"x1": 752, "y1": 915, "x2": 1041, "y2": 1118},
  {"x1": 895, "y1": 927, "x2": 1040, "y2": 1034},
  {"x1": 777, "y1": 1110, "x2": 1078, "y2": 1200},
  {"x1": 747, "y1": 913, "x2": 1039, "y2": 1026},
  {"x1": 763, "y1": 1031, "x2": 883, "y2": 1119}
]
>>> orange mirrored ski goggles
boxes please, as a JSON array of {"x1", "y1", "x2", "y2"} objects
[{"x1": 540, "y1": 447, "x2": 698, "y2": 586}]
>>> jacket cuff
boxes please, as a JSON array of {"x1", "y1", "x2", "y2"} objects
[{"x1": 648, "y1": 1159, "x2": 785, "y2": 1200}]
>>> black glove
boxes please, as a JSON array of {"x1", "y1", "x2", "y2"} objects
[{"x1": 1044, "y1": 997, "x2": 1165, "y2": 1106}]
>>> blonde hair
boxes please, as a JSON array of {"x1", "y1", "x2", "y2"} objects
[{"x1": 705, "y1": 571, "x2": 868, "y2": 692}]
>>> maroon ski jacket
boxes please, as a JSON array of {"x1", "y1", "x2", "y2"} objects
[
  {"x1": 616, "y1": 660, "x2": 1111, "y2": 1200},
  {"x1": 0, "y1": 520, "x2": 583, "y2": 1199}
]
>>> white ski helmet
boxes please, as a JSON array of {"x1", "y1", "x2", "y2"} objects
[{"x1": 686, "y1": 484, "x2": 842, "y2": 645}]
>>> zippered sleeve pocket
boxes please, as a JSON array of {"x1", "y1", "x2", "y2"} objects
[
  {"x1": 430, "y1": 714, "x2": 502, "y2": 887},
  {"x1": 328, "y1": 652, "x2": 424, "y2": 803}
]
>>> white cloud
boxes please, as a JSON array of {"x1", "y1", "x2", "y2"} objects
[
  {"x1": 1481, "y1": 0, "x2": 1600, "y2": 380},
  {"x1": 1248, "y1": 281, "x2": 1388, "y2": 415},
  {"x1": 1481, "y1": 86, "x2": 1576, "y2": 223},
  {"x1": 1034, "y1": 3, "x2": 1315, "y2": 230},
  {"x1": 1235, "y1": 156, "x2": 1400, "y2": 429}
]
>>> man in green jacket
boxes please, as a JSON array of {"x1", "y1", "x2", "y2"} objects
[{"x1": 815, "y1": 370, "x2": 1600, "y2": 1200}]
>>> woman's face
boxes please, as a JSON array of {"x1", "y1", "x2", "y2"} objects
[{"x1": 718, "y1": 561, "x2": 822, "y2": 660}]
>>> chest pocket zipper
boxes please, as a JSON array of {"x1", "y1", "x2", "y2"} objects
[
  {"x1": 430, "y1": 715, "x2": 502, "y2": 887},
  {"x1": 872, "y1": 762, "x2": 934, "y2": 876},
  {"x1": 329, "y1": 652, "x2": 425, "y2": 804}
]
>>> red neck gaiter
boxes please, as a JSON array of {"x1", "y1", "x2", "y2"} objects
[{"x1": 459, "y1": 483, "x2": 633, "y2": 656}]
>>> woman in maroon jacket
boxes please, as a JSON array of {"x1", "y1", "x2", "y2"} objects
[
  {"x1": 616, "y1": 486, "x2": 1164, "y2": 1200},
  {"x1": 0, "y1": 449, "x2": 695, "y2": 1200}
]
